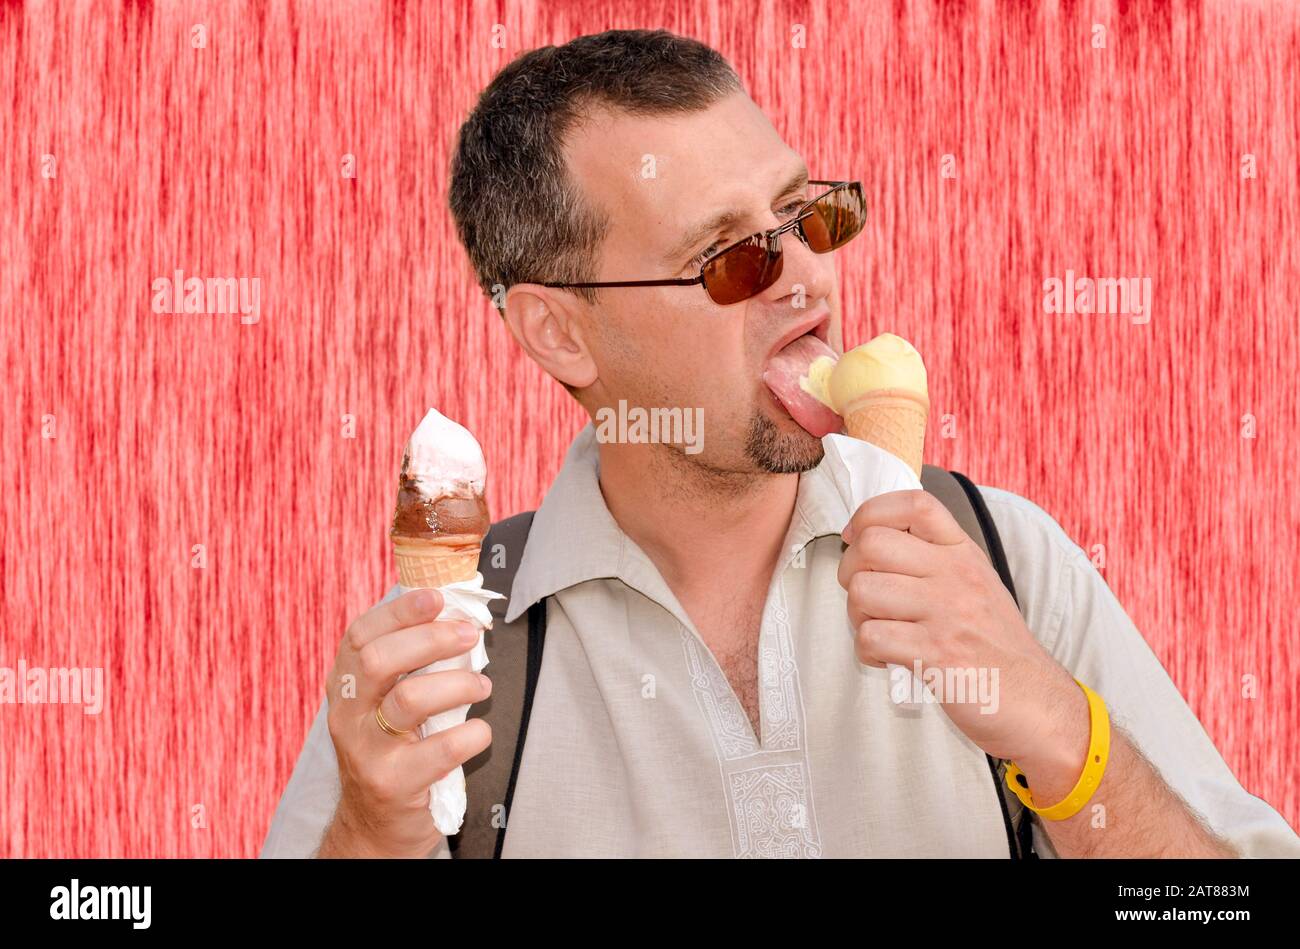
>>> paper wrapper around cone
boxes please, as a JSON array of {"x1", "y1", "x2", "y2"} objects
[
  {"x1": 392, "y1": 532, "x2": 503, "y2": 837},
  {"x1": 841, "y1": 388, "x2": 929, "y2": 478},
  {"x1": 836, "y1": 386, "x2": 929, "y2": 711}
]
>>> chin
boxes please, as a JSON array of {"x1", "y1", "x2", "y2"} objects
[{"x1": 744, "y1": 410, "x2": 825, "y2": 474}]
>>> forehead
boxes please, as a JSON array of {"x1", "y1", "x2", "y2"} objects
[{"x1": 562, "y1": 91, "x2": 805, "y2": 262}]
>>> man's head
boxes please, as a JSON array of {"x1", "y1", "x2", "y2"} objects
[{"x1": 450, "y1": 29, "x2": 844, "y2": 479}]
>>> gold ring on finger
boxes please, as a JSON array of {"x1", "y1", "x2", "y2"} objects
[{"x1": 375, "y1": 704, "x2": 412, "y2": 738}]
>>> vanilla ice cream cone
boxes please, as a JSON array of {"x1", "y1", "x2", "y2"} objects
[
  {"x1": 841, "y1": 388, "x2": 929, "y2": 478},
  {"x1": 393, "y1": 534, "x2": 484, "y2": 588},
  {"x1": 821, "y1": 334, "x2": 930, "y2": 476}
]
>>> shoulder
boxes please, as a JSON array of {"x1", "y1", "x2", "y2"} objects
[
  {"x1": 974, "y1": 485, "x2": 1086, "y2": 562},
  {"x1": 968, "y1": 484, "x2": 1094, "y2": 654}
]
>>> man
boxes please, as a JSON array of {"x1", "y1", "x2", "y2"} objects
[{"x1": 262, "y1": 29, "x2": 1298, "y2": 858}]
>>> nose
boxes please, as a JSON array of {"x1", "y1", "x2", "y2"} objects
[{"x1": 763, "y1": 217, "x2": 835, "y2": 307}]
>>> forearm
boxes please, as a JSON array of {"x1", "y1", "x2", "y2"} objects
[
  {"x1": 314, "y1": 807, "x2": 434, "y2": 859},
  {"x1": 1015, "y1": 696, "x2": 1238, "y2": 858},
  {"x1": 315, "y1": 812, "x2": 383, "y2": 858}
]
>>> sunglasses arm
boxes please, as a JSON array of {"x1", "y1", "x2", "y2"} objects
[{"x1": 541, "y1": 277, "x2": 704, "y2": 289}]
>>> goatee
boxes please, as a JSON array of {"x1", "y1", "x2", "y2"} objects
[{"x1": 743, "y1": 412, "x2": 825, "y2": 473}]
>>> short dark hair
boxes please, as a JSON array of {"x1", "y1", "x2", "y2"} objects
[{"x1": 448, "y1": 29, "x2": 743, "y2": 309}]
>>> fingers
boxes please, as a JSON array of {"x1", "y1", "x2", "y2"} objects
[
  {"x1": 842, "y1": 489, "x2": 967, "y2": 548},
  {"x1": 337, "y1": 717, "x2": 491, "y2": 837},
  {"x1": 355, "y1": 621, "x2": 480, "y2": 701},
  {"x1": 377, "y1": 668, "x2": 493, "y2": 735},
  {"x1": 347, "y1": 588, "x2": 446, "y2": 652},
  {"x1": 397, "y1": 718, "x2": 494, "y2": 789},
  {"x1": 845, "y1": 570, "x2": 928, "y2": 626},
  {"x1": 837, "y1": 525, "x2": 936, "y2": 586},
  {"x1": 855, "y1": 619, "x2": 925, "y2": 667}
]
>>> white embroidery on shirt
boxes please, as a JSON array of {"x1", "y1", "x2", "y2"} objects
[
  {"x1": 762, "y1": 604, "x2": 801, "y2": 750},
  {"x1": 730, "y1": 763, "x2": 823, "y2": 858},
  {"x1": 680, "y1": 577, "x2": 822, "y2": 858},
  {"x1": 682, "y1": 633, "x2": 757, "y2": 759}
]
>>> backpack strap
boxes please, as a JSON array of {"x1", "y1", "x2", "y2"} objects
[
  {"x1": 494, "y1": 597, "x2": 547, "y2": 858},
  {"x1": 447, "y1": 511, "x2": 535, "y2": 859},
  {"x1": 921, "y1": 465, "x2": 1036, "y2": 860}
]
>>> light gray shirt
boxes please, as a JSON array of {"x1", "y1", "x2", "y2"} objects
[{"x1": 262, "y1": 424, "x2": 1299, "y2": 858}]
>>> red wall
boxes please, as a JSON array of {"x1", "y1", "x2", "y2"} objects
[{"x1": 2, "y1": 0, "x2": 1296, "y2": 856}]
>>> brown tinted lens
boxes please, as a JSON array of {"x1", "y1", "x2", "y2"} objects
[
  {"x1": 804, "y1": 184, "x2": 865, "y2": 252},
  {"x1": 702, "y1": 239, "x2": 783, "y2": 305}
]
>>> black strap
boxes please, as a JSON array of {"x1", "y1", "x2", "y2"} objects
[
  {"x1": 450, "y1": 512, "x2": 536, "y2": 859},
  {"x1": 988, "y1": 753, "x2": 1022, "y2": 859},
  {"x1": 479, "y1": 511, "x2": 537, "y2": 624},
  {"x1": 950, "y1": 469, "x2": 1037, "y2": 861},
  {"x1": 493, "y1": 597, "x2": 548, "y2": 858},
  {"x1": 951, "y1": 470, "x2": 1021, "y2": 608},
  {"x1": 922, "y1": 465, "x2": 1033, "y2": 859}
]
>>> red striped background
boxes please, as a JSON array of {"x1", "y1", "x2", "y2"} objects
[{"x1": 2, "y1": 0, "x2": 1296, "y2": 856}]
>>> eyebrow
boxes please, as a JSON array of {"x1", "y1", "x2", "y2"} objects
[{"x1": 661, "y1": 166, "x2": 811, "y2": 266}]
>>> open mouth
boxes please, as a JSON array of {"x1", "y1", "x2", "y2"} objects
[{"x1": 762, "y1": 324, "x2": 843, "y2": 437}]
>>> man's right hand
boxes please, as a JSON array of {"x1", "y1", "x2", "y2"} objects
[{"x1": 316, "y1": 587, "x2": 493, "y2": 858}]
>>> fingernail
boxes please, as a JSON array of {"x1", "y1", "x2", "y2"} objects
[
  {"x1": 458, "y1": 625, "x2": 478, "y2": 643},
  {"x1": 416, "y1": 590, "x2": 437, "y2": 615},
  {"x1": 478, "y1": 673, "x2": 492, "y2": 691}
]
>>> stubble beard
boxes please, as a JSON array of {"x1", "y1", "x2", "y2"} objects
[
  {"x1": 627, "y1": 399, "x2": 826, "y2": 499},
  {"x1": 743, "y1": 410, "x2": 825, "y2": 473}
]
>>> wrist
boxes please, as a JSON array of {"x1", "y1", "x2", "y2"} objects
[
  {"x1": 1013, "y1": 676, "x2": 1092, "y2": 807},
  {"x1": 319, "y1": 804, "x2": 436, "y2": 859}
]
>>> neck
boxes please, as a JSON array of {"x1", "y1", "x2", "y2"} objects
[{"x1": 596, "y1": 440, "x2": 798, "y2": 594}]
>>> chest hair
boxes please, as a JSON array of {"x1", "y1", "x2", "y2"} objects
[{"x1": 696, "y1": 602, "x2": 765, "y2": 740}]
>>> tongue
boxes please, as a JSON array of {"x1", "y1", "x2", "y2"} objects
[{"x1": 763, "y1": 335, "x2": 843, "y2": 437}]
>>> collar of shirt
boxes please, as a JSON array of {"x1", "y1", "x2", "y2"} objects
[{"x1": 502, "y1": 422, "x2": 854, "y2": 624}]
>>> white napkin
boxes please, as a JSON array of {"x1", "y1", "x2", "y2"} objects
[
  {"x1": 819, "y1": 434, "x2": 927, "y2": 709},
  {"x1": 397, "y1": 573, "x2": 506, "y2": 835}
]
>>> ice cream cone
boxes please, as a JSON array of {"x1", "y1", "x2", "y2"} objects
[
  {"x1": 392, "y1": 534, "x2": 483, "y2": 588},
  {"x1": 841, "y1": 388, "x2": 929, "y2": 478}
]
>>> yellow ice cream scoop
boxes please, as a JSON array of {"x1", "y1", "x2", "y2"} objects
[
  {"x1": 798, "y1": 333, "x2": 928, "y2": 413},
  {"x1": 802, "y1": 333, "x2": 930, "y2": 476},
  {"x1": 828, "y1": 333, "x2": 927, "y2": 412},
  {"x1": 798, "y1": 354, "x2": 838, "y2": 409}
]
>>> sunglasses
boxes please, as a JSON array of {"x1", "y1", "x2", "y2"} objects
[{"x1": 542, "y1": 180, "x2": 865, "y2": 306}]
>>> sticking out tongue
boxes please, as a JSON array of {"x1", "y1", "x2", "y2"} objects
[{"x1": 763, "y1": 334, "x2": 843, "y2": 437}]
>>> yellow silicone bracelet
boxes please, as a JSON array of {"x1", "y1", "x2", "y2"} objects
[{"x1": 1004, "y1": 678, "x2": 1110, "y2": 822}]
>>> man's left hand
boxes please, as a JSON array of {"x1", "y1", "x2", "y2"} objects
[{"x1": 837, "y1": 488, "x2": 1088, "y2": 770}]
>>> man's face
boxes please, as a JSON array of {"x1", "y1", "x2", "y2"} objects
[{"x1": 561, "y1": 90, "x2": 844, "y2": 476}]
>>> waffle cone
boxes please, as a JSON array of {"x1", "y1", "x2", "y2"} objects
[
  {"x1": 841, "y1": 388, "x2": 929, "y2": 477},
  {"x1": 392, "y1": 534, "x2": 483, "y2": 588}
]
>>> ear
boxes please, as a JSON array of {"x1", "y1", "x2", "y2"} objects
[{"x1": 501, "y1": 284, "x2": 599, "y2": 389}]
